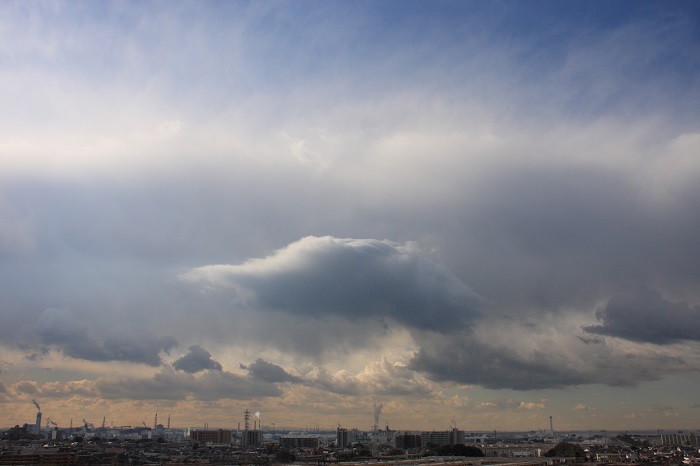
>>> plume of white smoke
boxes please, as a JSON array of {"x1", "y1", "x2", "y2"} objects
[{"x1": 373, "y1": 402, "x2": 383, "y2": 429}]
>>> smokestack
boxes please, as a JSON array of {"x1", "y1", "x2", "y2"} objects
[
  {"x1": 373, "y1": 402, "x2": 383, "y2": 434},
  {"x1": 550, "y1": 416, "x2": 554, "y2": 436},
  {"x1": 35, "y1": 411, "x2": 42, "y2": 435},
  {"x1": 167, "y1": 414, "x2": 170, "y2": 429}
]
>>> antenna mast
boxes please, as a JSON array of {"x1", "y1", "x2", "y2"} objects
[{"x1": 244, "y1": 409, "x2": 251, "y2": 431}]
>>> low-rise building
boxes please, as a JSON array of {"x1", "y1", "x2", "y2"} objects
[
  {"x1": 189, "y1": 428, "x2": 232, "y2": 444},
  {"x1": 421, "y1": 428, "x2": 465, "y2": 447},
  {"x1": 280, "y1": 435, "x2": 320, "y2": 449}
]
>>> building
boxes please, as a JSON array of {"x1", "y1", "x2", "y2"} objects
[
  {"x1": 239, "y1": 409, "x2": 262, "y2": 448},
  {"x1": 395, "y1": 433, "x2": 422, "y2": 450},
  {"x1": 481, "y1": 445, "x2": 551, "y2": 457},
  {"x1": 421, "y1": 428, "x2": 465, "y2": 447},
  {"x1": 241, "y1": 429, "x2": 262, "y2": 447},
  {"x1": 280, "y1": 436, "x2": 320, "y2": 449},
  {"x1": 337, "y1": 428, "x2": 351, "y2": 449},
  {"x1": 661, "y1": 433, "x2": 698, "y2": 447},
  {"x1": 376, "y1": 425, "x2": 395, "y2": 445},
  {"x1": 190, "y1": 429, "x2": 232, "y2": 444}
]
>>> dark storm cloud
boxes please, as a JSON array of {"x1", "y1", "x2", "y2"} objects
[
  {"x1": 410, "y1": 337, "x2": 587, "y2": 390},
  {"x1": 37, "y1": 308, "x2": 176, "y2": 366},
  {"x1": 245, "y1": 358, "x2": 301, "y2": 383},
  {"x1": 183, "y1": 236, "x2": 486, "y2": 333},
  {"x1": 409, "y1": 326, "x2": 693, "y2": 390},
  {"x1": 584, "y1": 288, "x2": 700, "y2": 344},
  {"x1": 172, "y1": 345, "x2": 223, "y2": 373}
]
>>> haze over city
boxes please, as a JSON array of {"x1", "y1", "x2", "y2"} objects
[{"x1": 1, "y1": 1, "x2": 700, "y2": 433}]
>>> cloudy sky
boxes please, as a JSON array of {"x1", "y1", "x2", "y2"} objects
[{"x1": 2, "y1": 0, "x2": 700, "y2": 433}]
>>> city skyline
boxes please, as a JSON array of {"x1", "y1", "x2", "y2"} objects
[
  {"x1": 6, "y1": 405, "x2": 696, "y2": 436},
  {"x1": 2, "y1": 1, "x2": 700, "y2": 432}
]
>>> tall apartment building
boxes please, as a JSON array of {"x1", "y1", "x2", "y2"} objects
[
  {"x1": 395, "y1": 433, "x2": 422, "y2": 450},
  {"x1": 337, "y1": 428, "x2": 351, "y2": 449},
  {"x1": 241, "y1": 429, "x2": 262, "y2": 447}
]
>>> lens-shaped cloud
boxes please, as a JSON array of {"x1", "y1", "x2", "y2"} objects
[{"x1": 182, "y1": 236, "x2": 486, "y2": 333}]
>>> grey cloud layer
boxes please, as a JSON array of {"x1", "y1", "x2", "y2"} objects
[
  {"x1": 243, "y1": 359, "x2": 302, "y2": 384},
  {"x1": 183, "y1": 232, "x2": 700, "y2": 391},
  {"x1": 0, "y1": 1, "x2": 699, "y2": 406},
  {"x1": 5, "y1": 129, "x2": 700, "y2": 391},
  {"x1": 585, "y1": 288, "x2": 700, "y2": 344},
  {"x1": 183, "y1": 236, "x2": 486, "y2": 333},
  {"x1": 4, "y1": 355, "x2": 436, "y2": 403},
  {"x1": 37, "y1": 308, "x2": 176, "y2": 366},
  {"x1": 409, "y1": 328, "x2": 695, "y2": 391}
]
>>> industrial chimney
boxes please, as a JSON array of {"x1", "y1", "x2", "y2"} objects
[{"x1": 35, "y1": 411, "x2": 43, "y2": 435}]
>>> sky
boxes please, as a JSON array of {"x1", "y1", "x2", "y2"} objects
[{"x1": 1, "y1": 0, "x2": 700, "y2": 433}]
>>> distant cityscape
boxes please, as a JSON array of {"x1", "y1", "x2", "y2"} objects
[
  {"x1": 10, "y1": 401, "x2": 700, "y2": 443},
  {"x1": 2, "y1": 401, "x2": 699, "y2": 465}
]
